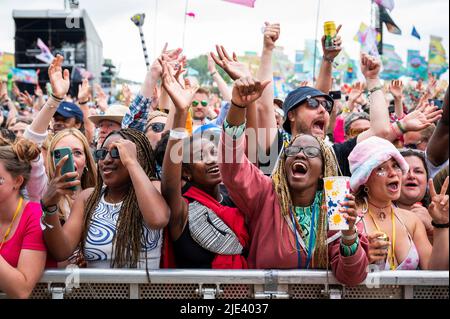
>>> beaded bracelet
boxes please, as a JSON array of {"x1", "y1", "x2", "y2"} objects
[{"x1": 340, "y1": 237, "x2": 359, "y2": 257}]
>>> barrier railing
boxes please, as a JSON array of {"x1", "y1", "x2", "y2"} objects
[{"x1": 0, "y1": 270, "x2": 440, "y2": 299}]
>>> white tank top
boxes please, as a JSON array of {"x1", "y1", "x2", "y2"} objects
[{"x1": 84, "y1": 192, "x2": 163, "y2": 269}]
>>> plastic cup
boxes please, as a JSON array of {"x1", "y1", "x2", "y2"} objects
[{"x1": 324, "y1": 176, "x2": 351, "y2": 231}]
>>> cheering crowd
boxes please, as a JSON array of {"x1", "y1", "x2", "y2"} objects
[{"x1": 0, "y1": 22, "x2": 449, "y2": 299}]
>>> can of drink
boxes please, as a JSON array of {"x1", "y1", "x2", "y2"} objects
[
  {"x1": 324, "y1": 21, "x2": 337, "y2": 50},
  {"x1": 374, "y1": 233, "x2": 390, "y2": 268}
]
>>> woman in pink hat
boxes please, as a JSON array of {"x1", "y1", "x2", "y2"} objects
[{"x1": 349, "y1": 136, "x2": 449, "y2": 270}]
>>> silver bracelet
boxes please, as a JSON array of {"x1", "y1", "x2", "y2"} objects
[
  {"x1": 341, "y1": 228, "x2": 358, "y2": 241},
  {"x1": 169, "y1": 129, "x2": 188, "y2": 140}
]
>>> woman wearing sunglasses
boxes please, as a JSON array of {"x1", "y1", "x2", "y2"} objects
[
  {"x1": 145, "y1": 110, "x2": 168, "y2": 150},
  {"x1": 349, "y1": 137, "x2": 448, "y2": 270},
  {"x1": 160, "y1": 59, "x2": 249, "y2": 269},
  {"x1": 219, "y1": 76, "x2": 369, "y2": 285},
  {"x1": 42, "y1": 128, "x2": 170, "y2": 270}
]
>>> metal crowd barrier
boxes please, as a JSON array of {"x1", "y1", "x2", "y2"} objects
[{"x1": 0, "y1": 269, "x2": 441, "y2": 299}]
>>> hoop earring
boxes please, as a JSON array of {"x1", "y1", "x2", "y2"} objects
[
  {"x1": 364, "y1": 186, "x2": 370, "y2": 194},
  {"x1": 362, "y1": 197, "x2": 369, "y2": 214}
]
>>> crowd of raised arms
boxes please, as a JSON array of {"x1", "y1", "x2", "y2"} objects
[{"x1": 0, "y1": 22, "x2": 448, "y2": 299}]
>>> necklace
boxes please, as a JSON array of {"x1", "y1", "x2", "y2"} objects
[
  {"x1": 368, "y1": 201, "x2": 391, "y2": 221},
  {"x1": 0, "y1": 197, "x2": 24, "y2": 251},
  {"x1": 368, "y1": 207, "x2": 397, "y2": 270}
]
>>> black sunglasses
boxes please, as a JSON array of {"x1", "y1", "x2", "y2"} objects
[
  {"x1": 94, "y1": 147, "x2": 120, "y2": 161},
  {"x1": 306, "y1": 97, "x2": 333, "y2": 113},
  {"x1": 148, "y1": 122, "x2": 165, "y2": 133},
  {"x1": 284, "y1": 146, "x2": 322, "y2": 158}
]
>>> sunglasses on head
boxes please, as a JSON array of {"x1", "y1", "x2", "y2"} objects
[
  {"x1": 94, "y1": 147, "x2": 120, "y2": 162},
  {"x1": 192, "y1": 100, "x2": 208, "y2": 107},
  {"x1": 306, "y1": 97, "x2": 333, "y2": 113},
  {"x1": 284, "y1": 145, "x2": 322, "y2": 158},
  {"x1": 148, "y1": 122, "x2": 165, "y2": 133},
  {"x1": 348, "y1": 127, "x2": 369, "y2": 138}
]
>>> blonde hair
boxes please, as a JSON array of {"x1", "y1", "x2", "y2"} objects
[
  {"x1": 46, "y1": 128, "x2": 97, "y2": 219},
  {"x1": 272, "y1": 134, "x2": 338, "y2": 269}
]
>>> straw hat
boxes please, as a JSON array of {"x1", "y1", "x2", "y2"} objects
[{"x1": 88, "y1": 104, "x2": 130, "y2": 125}]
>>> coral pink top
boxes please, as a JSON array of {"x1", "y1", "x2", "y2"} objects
[{"x1": 0, "y1": 202, "x2": 51, "y2": 268}]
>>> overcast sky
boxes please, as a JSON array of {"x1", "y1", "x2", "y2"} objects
[{"x1": 0, "y1": 0, "x2": 448, "y2": 81}]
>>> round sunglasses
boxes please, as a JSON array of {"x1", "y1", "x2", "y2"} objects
[
  {"x1": 306, "y1": 97, "x2": 333, "y2": 114},
  {"x1": 94, "y1": 147, "x2": 120, "y2": 162},
  {"x1": 284, "y1": 145, "x2": 322, "y2": 158},
  {"x1": 192, "y1": 100, "x2": 208, "y2": 107},
  {"x1": 147, "y1": 122, "x2": 165, "y2": 133}
]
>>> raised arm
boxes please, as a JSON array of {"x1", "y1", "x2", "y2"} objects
[
  {"x1": 208, "y1": 54, "x2": 231, "y2": 102},
  {"x1": 28, "y1": 55, "x2": 70, "y2": 136},
  {"x1": 160, "y1": 58, "x2": 199, "y2": 240},
  {"x1": 77, "y1": 78, "x2": 95, "y2": 145},
  {"x1": 427, "y1": 87, "x2": 449, "y2": 166},
  {"x1": 256, "y1": 22, "x2": 280, "y2": 153},
  {"x1": 315, "y1": 24, "x2": 342, "y2": 93},
  {"x1": 389, "y1": 80, "x2": 405, "y2": 119}
]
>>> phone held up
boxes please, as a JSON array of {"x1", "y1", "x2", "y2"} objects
[
  {"x1": 52, "y1": 147, "x2": 77, "y2": 191},
  {"x1": 429, "y1": 99, "x2": 444, "y2": 109}
]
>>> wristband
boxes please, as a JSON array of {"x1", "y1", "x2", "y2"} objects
[
  {"x1": 79, "y1": 100, "x2": 89, "y2": 105},
  {"x1": 396, "y1": 120, "x2": 407, "y2": 134},
  {"x1": 169, "y1": 129, "x2": 189, "y2": 140},
  {"x1": 341, "y1": 228, "x2": 358, "y2": 241},
  {"x1": 40, "y1": 200, "x2": 58, "y2": 216},
  {"x1": 209, "y1": 71, "x2": 218, "y2": 77},
  {"x1": 323, "y1": 56, "x2": 334, "y2": 64},
  {"x1": 368, "y1": 85, "x2": 383, "y2": 97},
  {"x1": 231, "y1": 100, "x2": 247, "y2": 109},
  {"x1": 340, "y1": 237, "x2": 359, "y2": 257},
  {"x1": 390, "y1": 123, "x2": 403, "y2": 139},
  {"x1": 432, "y1": 221, "x2": 450, "y2": 229},
  {"x1": 51, "y1": 93, "x2": 64, "y2": 101}
]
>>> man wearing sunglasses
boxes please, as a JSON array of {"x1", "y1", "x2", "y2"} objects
[{"x1": 192, "y1": 88, "x2": 214, "y2": 131}]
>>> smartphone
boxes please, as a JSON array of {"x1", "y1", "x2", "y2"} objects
[
  {"x1": 329, "y1": 90, "x2": 342, "y2": 100},
  {"x1": 429, "y1": 99, "x2": 444, "y2": 109},
  {"x1": 52, "y1": 147, "x2": 77, "y2": 191}
]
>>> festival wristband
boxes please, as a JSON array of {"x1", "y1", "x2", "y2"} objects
[
  {"x1": 51, "y1": 93, "x2": 64, "y2": 101},
  {"x1": 341, "y1": 228, "x2": 358, "y2": 241},
  {"x1": 432, "y1": 221, "x2": 450, "y2": 229},
  {"x1": 396, "y1": 120, "x2": 407, "y2": 134},
  {"x1": 169, "y1": 129, "x2": 189, "y2": 140},
  {"x1": 231, "y1": 100, "x2": 247, "y2": 109}
]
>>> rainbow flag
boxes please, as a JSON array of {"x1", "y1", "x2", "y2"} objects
[
  {"x1": 428, "y1": 35, "x2": 449, "y2": 78},
  {"x1": 223, "y1": 0, "x2": 256, "y2": 8}
]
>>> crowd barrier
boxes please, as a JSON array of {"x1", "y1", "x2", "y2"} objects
[{"x1": 1, "y1": 269, "x2": 448, "y2": 299}]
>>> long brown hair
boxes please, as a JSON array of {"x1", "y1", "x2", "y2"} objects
[
  {"x1": 80, "y1": 128, "x2": 157, "y2": 268},
  {"x1": 272, "y1": 134, "x2": 338, "y2": 269}
]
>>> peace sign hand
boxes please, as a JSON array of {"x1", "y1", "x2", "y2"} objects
[
  {"x1": 428, "y1": 177, "x2": 449, "y2": 225},
  {"x1": 231, "y1": 76, "x2": 271, "y2": 108}
]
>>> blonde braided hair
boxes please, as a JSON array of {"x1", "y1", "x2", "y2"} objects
[{"x1": 272, "y1": 134, "x2": 338, "y2": 269}]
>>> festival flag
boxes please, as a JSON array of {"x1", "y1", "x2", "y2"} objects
[
  {"x1": 373, "y1": 0, "x2": 395, "y2": 11},
  {"x1": 222, "y1": 0, "x2": 256, "y2": 8},
  {"x1": 10, "y1": 67, "x2": 38, "y2": 84},
  {"x1": 354, "y1": 23, "x2": 380, "y2": 58},
  {"x1": 378, "y1": 5, "x2": 402, "y2": 35},
  {"x1": 186, "y1": 12, "x2": 196, "y2": 18},
  {"x1": 411, "y1": 26, "x2": 421, "y2": 40},
  {"x1": 407, "y1": 50, "x2": 428, "y2": 80},
  {"x1": 35, "y1": 38, "x2": 55, "y2": 64},
  {"x1": 428, "y1": 35, "x2": 449, "y2": 78},
  {"x1": 380, "y1": 44, "x2": 405, "y2": 80}
]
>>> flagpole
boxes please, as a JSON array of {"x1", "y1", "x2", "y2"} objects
[
  {"x1": 182, "y1": 0, "x2": 189, "y2": 51},
  {"x1": 312, "y1": 0, "x2": 321, "y2": 84}
]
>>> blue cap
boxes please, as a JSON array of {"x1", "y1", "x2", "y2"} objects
[
  {"x1": 54, "y1": 102, "x2": 84, "y2": 123},
  {"x1": 193, "y1": 123, "x2": 221, "y2": 136},
  {"x1": 282, "y1": 86, "x2": 334, "y2": 134}
]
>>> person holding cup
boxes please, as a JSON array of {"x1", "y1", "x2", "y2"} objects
[
  {"x1": 349, "y1": 136, "x2": 449, "y2": 270},
  {"x1": 219, "y1": 76, "x2": 369, "y2": 286}
]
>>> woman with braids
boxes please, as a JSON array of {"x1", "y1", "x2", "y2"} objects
[
  {"x1": 349, "y1": 137, "x2": 449, "y2": 270},
  {"x1": 0, "y1": 138, "x2": 47, "y2": 298},
  {"x1": 219, "y1": 76, "x2": 369, "y2": 285},
  {"x1": 160, "y1": 58, "x2": 249, "y2": 269},
  {"x1": 41, "y1": 128, "x2": 170, "y2": 269}
]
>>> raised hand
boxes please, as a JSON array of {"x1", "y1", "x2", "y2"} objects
[
  {"x1": 349, "y1": 82, "x2": 367, "y2": 106},
  {"x1": 428, "y1": 177, "x2": 449, "y2": 225},
  {"x1": 207, "y1": 54, "x2": 217, "y2": 75},
  {"x1": 150, "y1": 43, "x2": 183, "y2": 78},
  {"x1": 231, "y1": 76, "x2": 271, "y2": 107},
  {"x1": 210, "y1": 45, "x2": 252, "y2": 81},
  {"x1": 160, "y1": 58, "x2": 198, "y2": 112},
  {"x1": 389, "y1": 80, "x2": 404, "y2": 100},
  {"x1": 18, "y1": 91, "x2": 34, "y2": 108},
  {"x1": 77, "y1": 78, "x2": 91, "y2": 103},
  {"x1": 339, "y1": 194, "x2": 358, "y2": 236},
  {"x1": 401, "y1": 103, "x2": 443, "y2": 131},
  {"x1": 322, "y1": 24, "x2": 342, "y2": 62},
  {"x1": 0, "y1": 81, "x2": 7, "y2": 99},
  {"x1": 263, "y1": 22, "x2": 280, "y2": 51},
  {"x1": 121, "y1": 83, "x2": 132, "y2": 106},
  {"x1": 94, "y1": 83, "x2": 108, "y2": 112},
  {"x1": 360, "y1": 53, "x2": 381, "y2": 80},
  {"x1": 34, "y1": 85, "x2": 44, "y2": 98},
  {"x1": 299, "y1": 81, "x2": 311, "y2": 87},
  {"x1": 48, "y1": 55, "x2": 70, "y2": 99}
]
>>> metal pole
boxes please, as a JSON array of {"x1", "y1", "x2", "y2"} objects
[
  {"x1": 131, "y1": 14, "x2": 150, "y2": 70},
  {"x1": 182, "y1": 0, "x2": 189, "y2": 50},
  {"x1": 312, "y1": 0, "x2": 321, "y2": 84}
]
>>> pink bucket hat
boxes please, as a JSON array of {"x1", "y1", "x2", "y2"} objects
[{"x1": 348, "y1": 136, "x2": 409, "y2": 192}]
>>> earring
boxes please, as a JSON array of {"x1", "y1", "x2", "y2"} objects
[
  {"x1": 364, "y1": 186, "x2": 370, "y2": 194},
  {"x1": 362, "y1": 197, "x2": 369, "y2": 214},
  {"x1": 0, "y1": 177, "x2": 4, "y2": 185}
]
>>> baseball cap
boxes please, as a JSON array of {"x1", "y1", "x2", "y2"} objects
[
  {"x1": 282, "y1": 87, "x2": 334, "y2": 134},
  {"x1": 54, "y1": 102, "x2": 84, "y2": 123}
]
